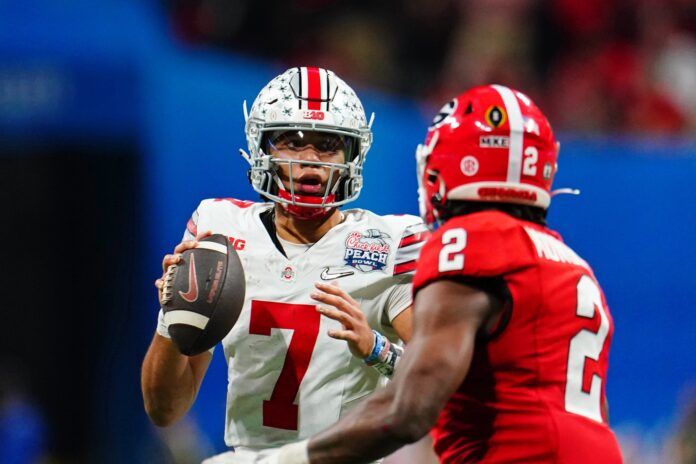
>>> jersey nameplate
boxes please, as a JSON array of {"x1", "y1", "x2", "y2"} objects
[{"x1": 524, "y1": 227, "x2": 589, "y2": 269}]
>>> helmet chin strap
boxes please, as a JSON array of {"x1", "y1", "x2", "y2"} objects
[{"x1": 277, "y1": 189, "x2": 336, "y2": 220}]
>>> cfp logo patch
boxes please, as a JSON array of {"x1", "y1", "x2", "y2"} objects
[
  {"x1": 485, "y1": 105, "x2": 507, "y2": 128},
  {"x1": 344, "y1": 229, "x2": 391, "y2": 272}
]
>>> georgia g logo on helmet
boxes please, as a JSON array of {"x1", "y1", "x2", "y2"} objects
[{"x1": 430, "y1": 99, "x2": 458, "y2": 129}]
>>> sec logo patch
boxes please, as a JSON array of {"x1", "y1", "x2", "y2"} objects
[{"x1": 461, "y1": 156, "x2": 479, "y2": 176}]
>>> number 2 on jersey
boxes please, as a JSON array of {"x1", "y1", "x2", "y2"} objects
[
  {"x1": 249, "y1": 300, "x2": 321, "y2": 430},
  {"x1": 439, "y1": 228, "x2": 467, "y2": 272},
  {"x1": 565, "y1": 275, "x2": 610, "y2": 423}
]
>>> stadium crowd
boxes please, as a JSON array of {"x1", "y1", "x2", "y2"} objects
[{"x1": 167, "y1": 0, "x2": 696, "y2": 134}]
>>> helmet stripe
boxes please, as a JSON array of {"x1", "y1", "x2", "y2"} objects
[
  {"x1": 296, "y1": 66, "x2": 304, "y2": 109},
  {"x1": 322, "y1": 68, "x2": 331, "y2": 111},
  {"x1": 299, "y1": 67, "x2": 308, "y2": 110},
  {"x1": 492, "y1": 85, "x2": 524, "y2": 183},
  {"x1": 306, "y1": 67, "x2": 322, "y2": 110}
]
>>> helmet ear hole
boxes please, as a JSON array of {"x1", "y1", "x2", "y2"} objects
[{"x1": 430, "y1": 193, "x2": 445, "y2": 221}]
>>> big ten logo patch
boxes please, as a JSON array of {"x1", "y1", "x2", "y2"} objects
[
  {"x1": 228, "y1": 236, "x2": 246, "y2": 251},
  {"x1": 344, "y1": 229, "x2": 391, "y2": 272},
  {"x1": 303, "y1": 110, "x2": 325, "y2": 120}
]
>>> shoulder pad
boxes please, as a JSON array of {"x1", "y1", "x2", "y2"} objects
[{"x1": 413, "y1": 211, "x2": 534, "y2": 292}]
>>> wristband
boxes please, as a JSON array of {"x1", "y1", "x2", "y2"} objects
[
  {"x1": 377, "y1": 337, "x2": 392, "y2": 362},
  {"x1": 364, "y1": 330, "x2": 387, "y2": 365},
  {"x1": 363, "y1": 330, "x2": 404, "y2": 378},
  {"x1": 373, "y1": 342, "x2": 404, "y2": 378},
  {"x1": 156, "y1": 308, "x2": 171, "y2": 338}
]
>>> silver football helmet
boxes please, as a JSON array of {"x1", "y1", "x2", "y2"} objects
[{"x1": 241, "y1": 67, "x2": 374, "y2": 218}]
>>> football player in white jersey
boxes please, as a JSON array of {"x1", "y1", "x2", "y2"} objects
[{"x1": 141, "y1": 67, "x2": 428, "y2": 463}]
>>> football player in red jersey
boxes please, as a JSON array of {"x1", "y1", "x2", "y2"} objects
[{"x1": 267, "y1": 85, "x2": 623, "y2": 464}]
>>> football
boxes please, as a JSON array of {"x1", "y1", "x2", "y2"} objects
[{"x1": 161, "y1": 234, "x2": 245, "y2": 355}]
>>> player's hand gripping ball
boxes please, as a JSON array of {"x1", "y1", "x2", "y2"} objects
[{"x1": 161, "y1": 234, "x2": 245, "y2": 355}]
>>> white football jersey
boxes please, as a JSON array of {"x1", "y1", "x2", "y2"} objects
[{"x1": 182, "y1": 198, "x2": 428, "y2": 450}]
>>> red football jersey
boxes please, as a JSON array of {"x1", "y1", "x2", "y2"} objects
[{"x1": 413, "y1": 211, "x2": 622, "y2": 464}]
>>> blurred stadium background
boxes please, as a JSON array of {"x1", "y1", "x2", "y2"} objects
[{"x1": 1, "y1": 0, "x2": 695, "y2": 462}]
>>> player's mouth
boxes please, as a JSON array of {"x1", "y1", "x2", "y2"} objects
[{"x1": 295, "y1": 175, "x2": 324, "y2": 195}]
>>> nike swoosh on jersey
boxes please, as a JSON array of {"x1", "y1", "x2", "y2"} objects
[
  {"x1": 320, "y1": 267, "x2": 355, "y2": 281},
  {"x1": 179, "y1": 254, "x2": 199, "y2": 302}
]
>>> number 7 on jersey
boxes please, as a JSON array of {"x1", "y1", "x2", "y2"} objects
[{"x1": 249, "y1": 300, "x2": 321, "y2": 430}]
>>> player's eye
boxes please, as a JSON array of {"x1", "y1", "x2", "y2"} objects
[
  {"x1": 268, "y1": 131, "x2": 348, "y2": 155},
  {"x1": 315, "y1": 137, "x2": 341, "y2": 153},
  {"x1": 278, "y1": 134, "x2": 304, "y2": 149}
]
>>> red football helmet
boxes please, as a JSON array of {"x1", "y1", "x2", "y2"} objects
[{"x1": 417, "y1": 85, "x2": 563, "y2": 227}]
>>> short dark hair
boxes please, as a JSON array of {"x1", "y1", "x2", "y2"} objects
[{"x1": 437, "y1": 200, "x2": 548, "y2": 226}]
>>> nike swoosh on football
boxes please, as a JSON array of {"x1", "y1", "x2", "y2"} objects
[
  {"x1": 179, "y1": 254, "x2": 199, "y2": 302},
  {"x1": 320, "y1": 267, "x2": 355, "y2": 281}
]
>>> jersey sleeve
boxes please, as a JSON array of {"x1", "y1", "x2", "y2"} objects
[
  {"x1": 413, "y1": 211, "x2": 534, "y2": 294},
  {"x1": 182, "y1": 197, "x2": 257, "y2": 241},
  {"x1": 368, "y1": 273, "x2": 412, "y2": 342},
  {"x1": 383, "y1": 274, "x2": 413, "y2": 321},
  {"x1": 363, "y1": 215, "x2": 428, "y2": 339},
  {"x1": 393, "y1": 220, "x2": 431, "y2": 276},
  {"x1": 183, "y1": 207, "x2": 199, "y2": 241}
]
